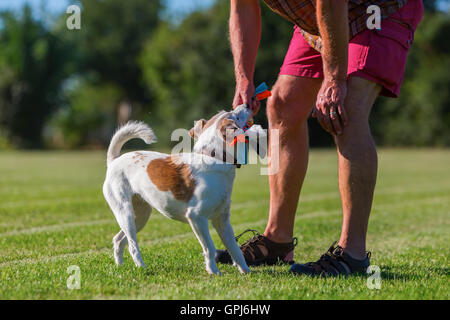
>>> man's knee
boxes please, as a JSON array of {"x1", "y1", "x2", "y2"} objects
[
  {"x1": 335, "y1": 77, "x2": 381, "y2": 145},
  {"x1": 267, "y1": 92, "x2": 304, "y2": 130},
  {"x1": 342, "y1": 76, "x2": 381, "y2": 125},
  {"x1": 334, "y1": 77, "x2": 381, "y2": 149},
  {"x1": 267, "y1": 76, "x2": 320, "y2": 130}
]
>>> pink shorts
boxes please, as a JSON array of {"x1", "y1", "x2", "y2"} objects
[{"x1": 279, "y1": 0, "x2": 424, "y2": 97}]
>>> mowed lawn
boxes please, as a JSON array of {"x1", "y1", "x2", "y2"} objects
[{"x1": 0, "y1": 149, "x2": 448, "y2": 300}]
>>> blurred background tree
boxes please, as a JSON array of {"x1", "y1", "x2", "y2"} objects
[
  {"x1": 139, "y1": 1, "x2": 333, "y2": 145},
  {"x1": 371, "y1": 1, "x2": 450, "y2": 146},
  {"x1": 0, "y1": 0, "x2": 448, "y2": 149},
  {"x1": 51, "y1": 0, "x2": 161, "y2": 148},
  {"x1": 0, "y1": 6, "x2": 74, "y2": 148}
]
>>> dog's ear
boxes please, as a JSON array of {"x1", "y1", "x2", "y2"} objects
[
  {"x1": 218, "y1": 118, "x2": 240, "y2": 143},
  {"x1": 189, "y1": 119, "x2": 206, "y2": 139}
]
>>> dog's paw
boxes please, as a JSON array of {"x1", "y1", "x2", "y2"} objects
[
  {"x1": 206, "y1": 268, "x2": 222, "y2": 276},
  {"x1": 134, "y1": 262, "x2": 147, "y2": 268},
  {"x1": 238, "y1": 266, "x2": 251, "y2": 274}
]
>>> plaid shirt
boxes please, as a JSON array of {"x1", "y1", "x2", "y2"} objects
[{"x1": 261, "y1": 0, "x2": 408, "y2": 51}]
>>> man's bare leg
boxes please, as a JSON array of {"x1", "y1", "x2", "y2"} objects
[
  {"x1": 289, "y1": 76, "x2": 382, "y2": 276},
  {"x1": 263, "y1": 75, "x2": 321, "y2": 245},
  {"x1": 335, "y1": 76, "x2": 381, "y2": 259}
]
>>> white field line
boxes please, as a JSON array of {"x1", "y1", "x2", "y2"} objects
[
  {"x1": 0, "y1": 219, "x2": 112, "y2": 237},
  {"x1": 375, "y1": 196, "x2": 449, "y2": 210},
  {"x1": 1, "y1": 180, "x2": 448, "y2": 210},
  {"x1": 0, "y1": 184, "x2": 100, "y2": 199},
  {"x1": 1, "y1": 195, "x2": 448, "y2": 268},
  {"x1": 0, "y1": 196, "x2": 103, "y2": 209},
  {"x1": 0, "y1": 211, "x2": 182, "y2": 237},
  {"x1": 0, "y1": 210, "x2": 336, "y2": 268},
  {"x1": 0, "y1": 184, "x2": 81, "y2": 193},
  {"x1": 0, "y1": 199, "x2": 271, "y2": 237},
  {"x1": 0, "y1": 201, "x2": 265, "y2": 237},
  {"x1": 1, "y1": 187, "x2": 449, "y2": 237},
  {"x1": 0, "y1": 203, "x2": 276, "y2": 238}
]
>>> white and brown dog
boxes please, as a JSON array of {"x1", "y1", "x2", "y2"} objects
[{"x1": 103, "y1": 104, "x2": 262, "y2": 275}]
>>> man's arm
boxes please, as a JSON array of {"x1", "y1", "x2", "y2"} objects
[
  {"x1": 314, "y1": 0, "x2": 349, "y2": 135},
  {"x1": 229, "y1": 0, "x2": 261, "y2": 113}
]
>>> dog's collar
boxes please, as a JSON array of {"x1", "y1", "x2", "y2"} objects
[{"x1": 222, "y1": 150, "x2": 241, "y2": 169}]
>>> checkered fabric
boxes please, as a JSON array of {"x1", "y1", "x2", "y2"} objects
[{"x1": 261, "y1": 0, "x2": 407, "y2": 51}]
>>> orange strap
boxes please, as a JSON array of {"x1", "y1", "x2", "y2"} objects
[{"x1": 255, "y1": 91, "x2": 271, "y2": 101}]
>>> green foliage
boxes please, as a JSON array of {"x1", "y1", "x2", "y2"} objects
[
  {"x1": 138, "y1": 2, "x2": 346, "y2": 146},
  {"x1": 371, "y1": 12, "x2": 450, "y2": 146},
  {"x1": 140, "y1": 2, "x2": 237, "y2": 138},
  {"x1": 139, "y1": 2, "x2": 312, "y2": 141},
  {"x1": 0, "y1": 6, "x2": 74, "y2": 148},
  {"x1": 0, "y1": 1, "x2": 448, "y2": 148},
  {"x1": 423, "y1": 0, "x2": 437, "y2": 13},
  {"x1": 139, "y1": 1, "x2": 450, "y2": 147},
  {"x1": 79, "y1": 0, "x2": 160, "y2": 103},
  {"x1": 50, "y1": 82, "x2": 122, "y2": 148},
  {"x1": 49, "y1": 0, "x2": 162, "y2": 147}
]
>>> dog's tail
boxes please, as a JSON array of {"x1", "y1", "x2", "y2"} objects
[{"x1": 107, "y1": 121, "x2": 157, "y2": 166}]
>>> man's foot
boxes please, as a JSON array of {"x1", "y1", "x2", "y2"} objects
[
  {"x1": 215, "y1": 229, "x2": 298, "y2": 266},
  {"x1": 290, "y1": 242, "x2": 371, "y2": 277}
]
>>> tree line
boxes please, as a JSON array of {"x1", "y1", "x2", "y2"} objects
[{"x1": 0, "y1": 0, "x2": 448, "y2": 149}]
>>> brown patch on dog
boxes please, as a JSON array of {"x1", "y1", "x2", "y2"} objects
[
  {"x1": 203, "y1": 112, "x2": 226, "y2": 131},
  {"x1": 218, "y1": 118, "x2": 239, "y2": 143},
  {"x1": 146, "y1": 156, "x2": 196, "y2": 202},
  {"x1": 189, "y1": 119, "x2": 206, "y2": 138}
]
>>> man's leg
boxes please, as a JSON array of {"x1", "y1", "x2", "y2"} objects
[
  {"x1": 335, "y1": 76, "x2": 381, "y2": 259},
  {"x1": 290, "y1": 76, "x2": 381, "y2": 276},
  {"x1": 263, "y1": 75, "x2": 322, "y2": 244}
]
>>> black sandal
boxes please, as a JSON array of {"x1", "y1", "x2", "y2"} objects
[
  {"x1": 289, "y1": 242, "x2": 371, "y2": 277},
  {"x1": 215, "y1": 229, "x2": 298, "y2": 266}
]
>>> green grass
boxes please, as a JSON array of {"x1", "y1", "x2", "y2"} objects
[{"x1": 0, "y1": 149, "x2": 449, "y2": 299}]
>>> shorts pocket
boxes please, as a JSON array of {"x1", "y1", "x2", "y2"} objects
[
  {"x1": 376, "y1": 19, "x2": 413, "y2": 49},
  {"x1": 361, "y1": 19, "x2": 413, "y2": 87},
  {"x1": 348, "y1": 30, "x2": 371, "y2": 70}
]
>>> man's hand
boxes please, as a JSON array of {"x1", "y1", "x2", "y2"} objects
[
  {"x1": 315, "y1": 0, "x2": 349, "y2": 135},
  {"x1": 313, "y1": 79, "x2": 348, "y2": 135},
  {"x1": 232, "y1": 80, "x2": 260, "y2": 115}
]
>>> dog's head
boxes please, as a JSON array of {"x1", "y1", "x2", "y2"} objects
[{"x1": 189, "y1": 104, "x2": 252, "y2": 148}]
